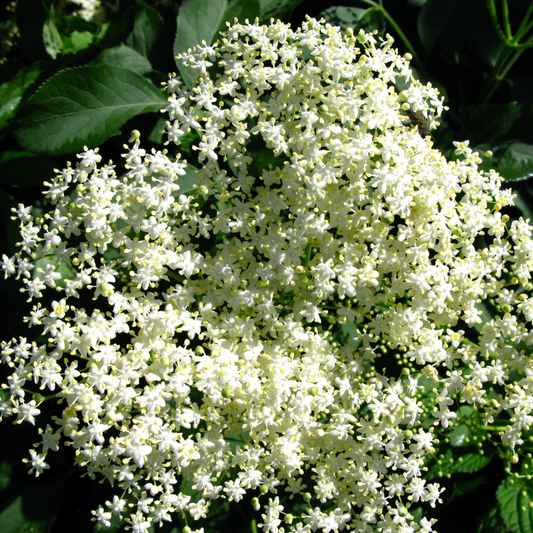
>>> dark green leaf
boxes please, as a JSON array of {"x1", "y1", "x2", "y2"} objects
[
  {"x1": 474, "y1": 297, "x2": 499, "y2": 335},
  {"x1": 35, "y1": 254, "x2": 76, "y2": 289},
  {"x1": 248, "y1": 147, "x2": 286, "y2": 175},
  {"x1": 449, "y1": 476, "x2": 486, "y2": 500},
  {"x1": 319, "y1": 6, "x2": 385, "y2": 34},
  {"x1": 13, "y1": 65, "x2": 167, "y2": 155},
  {"x1": 512, "y1": 184, "x2": 533, "y2": 224},
  {"x1": 457, "y1": 405, "x2": 474, "y2": 418},
  {"x1": 449, "y1": 424, "x2": 472, "y2": 447},
  {"x1": 497, "y1": 476, "x2": 533, "y2": 533},
  {"x1": 125, "y1": 4, "x2": 164, "y2": 59},
  {"x1": 0, "y1": 61, "x2": 42, "y2": 128},
  {"x1": 55, "y1": 16, "x2": 103, "y2": 54},
  {"x1": 0, "y1": 63, "x2": 43, "y2": 131},
  {"x1": 461, "y1": 103, "x2": 533, "y2": 146},
  {"x1": 466, "y1": 11, "x2": 503, "y2": 67},
  {"x1": 0, "y1": 98, "x2": 21, "y2": 132},
  {"x1": 259, "y1": 0, "x2": 305, "y2": 22},
  {"x1": 349, "y1": 7, "x2": 385, "y2": 34},
  {"x1": 147, "y1": 117, "x2": 167, "y2": 144},
  {"x1": 488, "y1": 143, "x2": 533, "y2": 182},
  {"x1": 174, "y1": 0, "x2": 228, "y2": 87},
  {"x1": 0, "y1": 480, "x2": 64, "y2": 533},
  {"x1": 92, "y1": 45, "x2": 153, "y2": 75},
  {"x1": 220, "y1": 0, "x2": 261, "y2": 30},
  {"x1": 55, "y1": 15, "x2": 102, "y2": 36},
  {"x1": 450, "y1": 452, "x2": 491, "y2": 473},
  {"x1": 418, "y1": 0, "x2": 486, "y2": 56},
  {"x1": 174, "y1": 0, "x2": 260, "y2": 88},
  {"x1": 0, "y1": 496, "x2": 53, "y2": 533},
  {"x1": 0, "y1": 152, "x2": 57, "y2": 187},
  {"x1": 426, "y1": 448, "x2": 451, "y2": 478},
  {"x1": 178, "y1": 165, "x2": 202, "y2": 195},
  {"x1": 63, "y1": 31, "x2": 94, "y2": 55},
  {"x1": 426, "y1": 445, "x2": 491, "y2": 478},
  {"x1": 0, "y1": 62, "x2": 42, "y2": 107},
  {"x1": 319, "y1": 6, "x2": 368, "y2": 28},
  {"x1": 0, "y1": 463, "x2": 11, "y2": 492},
  {"x1": 477, "y1": 505, "x2": 509, "y2": 533}
]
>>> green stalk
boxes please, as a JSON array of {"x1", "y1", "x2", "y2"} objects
[
  {"x1": 478, "y1": 0, "x2": 533, "y2": 103},
  {"x1": 498, "y1": 41, "x2": 532, "y2": 78},
  {"x1": 474, "y1": 45, "x2": 513, "y2": 104},
  {"x1": 513, "y1": 0, "x2": 533, "y2": 40},
  {"x1": 501, "y1": 0, "x2": 512, "y2": 39},
  {"x1": 303, "y1": 242, "x2": 312, "y2": 269},
  {"x1": 487, "y1": 0, "x2": 512, "y2": 46}
]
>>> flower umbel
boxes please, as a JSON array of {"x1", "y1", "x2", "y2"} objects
[{"x1": 2, "y1": 17, "x2": 532, "y2": 533}]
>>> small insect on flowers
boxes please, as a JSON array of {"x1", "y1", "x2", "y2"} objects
[{"x1": 408, "y1": 112, "x2": 435, "y2": 141}]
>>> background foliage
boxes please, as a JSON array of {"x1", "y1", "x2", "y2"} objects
[{"x1": 2, "y1": 0, "x2": 533, "y2": 532}]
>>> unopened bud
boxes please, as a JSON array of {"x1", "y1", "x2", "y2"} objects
[{"x1": 33, "y1": 393, "x2": 44, "y2": 405}]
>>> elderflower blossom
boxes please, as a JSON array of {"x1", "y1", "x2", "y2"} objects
[
  {"x1": 68, "y1": 0, "x2": 101, "y2": 21},
  {"x1": 1, "y1": 16, "x2": 533, "y2": 532}
]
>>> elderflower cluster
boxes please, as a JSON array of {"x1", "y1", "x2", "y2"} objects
[
  {"x1": 68, "y1": 0, "x2": 102, "y2": 21},
  {"x1": 2, "y1": 17, "x2": 533, "y2": 533}
]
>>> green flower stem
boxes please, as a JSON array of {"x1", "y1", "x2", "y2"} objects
[
  {"x1": 251, "y1": 517, "x2": 258, "y2": 533},
  {"x1": 487, "y1": 0, "x2": 513, "y2": 47},
  {"x1": 474, "y1": 45, "x2": 514, "y2": 104},
  {"x1": 514, "y1": 0, "x2": 533, "y2": 41},
  {"x1": 479, "y1": 0, "x2": 533, "y2": 103},
  {"x1": 167, "y1": 270, "x2": 184, "y2": 282},
  {"x1": 481, "y1": 35, "x2": 533, "y2": 104},
  {"x1": 236, "y1": 430, "x2": 248, "y2": 444},
  {"x1": 502, "y1": 0, "x2": 512, "y2": 39},
  {"x1": 498, "y1": 39, "x2": 533, "y2": 78},
  {"x1": 25, "y1": 390, "x2": 59, "y2": 402},
  {"x1": 303, "y1": 242, "x2": 312, "y2": 269}
]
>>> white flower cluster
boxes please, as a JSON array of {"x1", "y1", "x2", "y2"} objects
[
  {"x1": 68, "y1": 0, "x2": 102, "y2": 21},
  {"x1": 2, "y1": 17, "x2": 533, "y2": 533}
]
